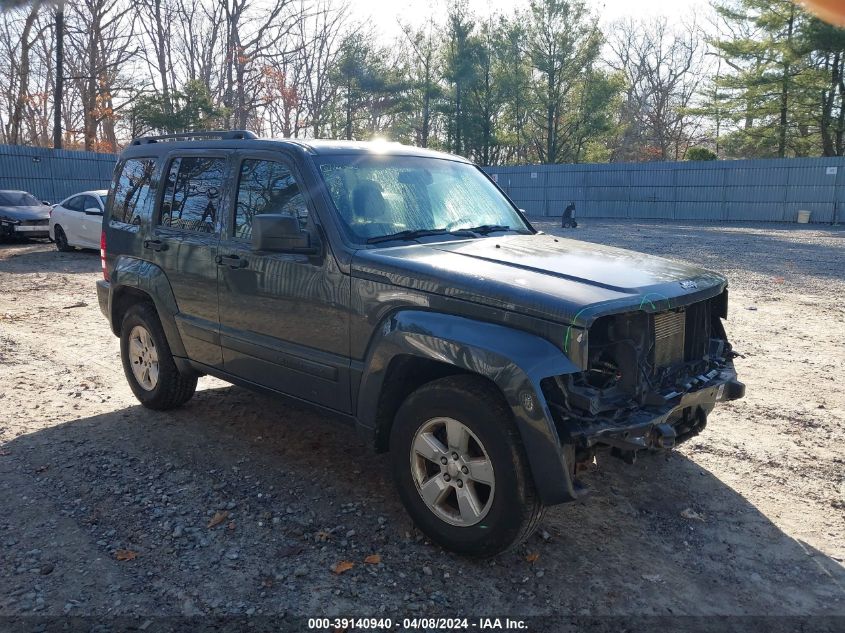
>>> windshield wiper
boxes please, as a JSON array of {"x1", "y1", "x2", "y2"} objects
[
  {"x1": 366, "y1": 224, "x2": 515, "y2": 245},
  {"x1": 366, "y1": 228, "x2": 452, "y2": 244},
  {"x1": 457, "y1": 224, "x2": 512, "y2": 235}
]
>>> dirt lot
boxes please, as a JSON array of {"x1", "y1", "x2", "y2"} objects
[{"x1": 1, "y1": 220, "x2": 843, "y2": 621}]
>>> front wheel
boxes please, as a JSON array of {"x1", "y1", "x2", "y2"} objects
[
  {"x1": 390, "y1": 375, "x2": 545, "y2": 556},
  {"x1": 119, "y1": 303, "x2": 197, "y2": 410}
]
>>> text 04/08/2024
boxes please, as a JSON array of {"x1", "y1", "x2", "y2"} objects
[{"x1": 307, "y1": 618, "x2": 529, "y2": 630}]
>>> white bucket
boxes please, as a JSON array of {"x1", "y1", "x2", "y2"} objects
[{"x1": 796, "y1": 210, "x2": 811, "y2": 224}]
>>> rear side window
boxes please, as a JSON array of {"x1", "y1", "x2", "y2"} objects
[
  {"x1": 234, "y1": 159, "x2": 308, "y2": 240},
  {"x1": 112, "y1": 158, "x2": 157, "y2": 225},
  {"x1": 160, "y1": 157, "x2": 226, "y2": 233}
]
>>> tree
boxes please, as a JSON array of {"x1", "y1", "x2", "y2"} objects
[
  {"x1": 216, "y1": 0, "x2": 302, "y2": 130},
  {"x1": 296, "y1": 0, "x2": 350, "y2": 138},
  {"x1": 711, "y1": 0, "x2": 812, "y2": 158},
  {"x1": 136, "y1": 0, "x2": 176, "y2": 127},
  {"x1": 399, "y1": 18, "x2": 442, "y2": 148},
  {"x1": 441, "y1": 4, "x2": 478, "y2": 156},
  {"x1": 525, "y1": 0, "x2": 603, "y2": 163},
  {"x1": 130, "y1": 79, "x2": 227, "y2": 134},
  {"x1": 609, "y1": 17, "x2": 708, "y2": 161},
  {"x1": 493, "y1": 15, "x2": 532, "y2": 163},
  {"x1": 7, "y1": 0, "x2": 42, "y2": 144},
  {"x1": 53, "y1": 0, "x2": 63, "y2": 148},
  {"x1": 66, "y1": 0, "x2": 136, "y2": 150},
  {"x1": 686, "y1": 146, "x2": 718, "y2": 160},
  {"x1": 803, "y1": 17, "x2": 845, "y2": 156}
]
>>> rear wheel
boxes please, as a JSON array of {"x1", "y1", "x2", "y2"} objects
[
  {"x1": 54, "y1": 225, "x2": 72, "y2": 252},
  {"x1": 390, "y1": 375, "x2": 545, "y2": 556},
  {"x1": 120, "y1": 303, "x2": 197, "y2": 410}
]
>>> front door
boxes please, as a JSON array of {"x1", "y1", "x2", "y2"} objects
[
  {"x1": 216, "y1": 154, "x2": 351, "y2": 413},
  {"x1": 147, "y1": 153, "x2": 228, "y2": 368},
  {"x1": 60, "y1": 195, "x2": 87, "y2": 246},
  {"x1": 79, "y1": 194, "x2": 104, "y2": 248}
]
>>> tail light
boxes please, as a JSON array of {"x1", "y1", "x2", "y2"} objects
[{"x1": 100, "y1": 230, "x2": 109, "y2": 281}]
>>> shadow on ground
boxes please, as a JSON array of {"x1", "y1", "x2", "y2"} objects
[
  {"x1": 0, "y1": 241, "x2": 98, "y2": 275},
  {"x1": 2, "y1": 384, "x2": 843, "y2": 616}
]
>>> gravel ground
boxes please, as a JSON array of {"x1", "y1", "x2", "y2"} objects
[{"x1": 0, "y1": 220, "x2": 843, "y2": 621}]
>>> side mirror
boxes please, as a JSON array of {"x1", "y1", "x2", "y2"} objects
[
  {"x1": 251, "y1": 214, "x2": 317, "y2": 254},
  {"x1": 85, "y1": 207, "x2": 103, "y2": 216},
  {"x1": 42, "y1": 200, "x2": 50, "y2": 206}
]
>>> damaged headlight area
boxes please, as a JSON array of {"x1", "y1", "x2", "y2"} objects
[{"x1": 545, "y1": 291, "x2": 745, "y2": 465}]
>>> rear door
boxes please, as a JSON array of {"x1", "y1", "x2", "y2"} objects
[
  {"x1": 147, "y1": 152, "x2": 229, "y2": 369},
  {"x1": 216, "y1": 152, "x2": 351, "y2": 412}
]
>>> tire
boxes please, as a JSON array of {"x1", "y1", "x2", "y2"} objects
[
  {"x1": 54, "y1": 225, "x2": 73, "y2": 252},
  {"x1": 390, "y1": 375, "x2": 545, "y2": 556},
  {"x1": 119, "y1": 302, "x2": 197, "y2": 410}
]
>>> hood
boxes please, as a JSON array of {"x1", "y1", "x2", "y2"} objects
[
  {"x1": 352, "y1": 234, "x2": 727, "y2": 326},
  {"x1": 0, "y1": 205, "x2": 50, "y2": 222}
]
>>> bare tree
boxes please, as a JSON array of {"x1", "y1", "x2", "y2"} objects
[
  {"x1": 216, "y1": 0, "x2": 303, "y2": 129},
  {"x1": 295, "y1": 0, "x2": 350, "y2": 137},
  {"x1": 66, "y1": 0, "x2": 136, "y2": 150},
  {"x1": 7, "y1": 1, "x2": 42, "y2": 144},
  {"x1": 136, "y1": 0, "x2": 176, "y2": 125},
  {"x1": 171, "y1": 0, "x2": 223, "y2": 93},
  {"x1": 608, "y1": 17, "x2": 708, "y2": 161}
]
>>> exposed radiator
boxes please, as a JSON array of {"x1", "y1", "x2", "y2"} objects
[{"x1": 653, "y1": 310, "x2": 686, "y2": 369}]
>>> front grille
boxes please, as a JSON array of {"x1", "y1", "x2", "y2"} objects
[
  {"x1": 19, "y1": 219, "x2": 48, "y2": 226},
  {"x1": 653, "y1": 310, "x2": 685, "y2": 369}
]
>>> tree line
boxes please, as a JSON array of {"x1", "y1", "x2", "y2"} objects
[{"x1": 1, "y1": 0, "x2": 845, "y2": 163}]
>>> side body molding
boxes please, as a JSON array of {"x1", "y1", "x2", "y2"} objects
[
  {"x1": 357, "y1": 310, "x2": 581, "y2": 504},
  {"x1": 108, "y1": 256, "x2": 188, "y2": 358}
]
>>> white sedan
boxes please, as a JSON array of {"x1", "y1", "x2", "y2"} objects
[{"x1": 49, "y1": 190, "x2": 108, "y2": 251}]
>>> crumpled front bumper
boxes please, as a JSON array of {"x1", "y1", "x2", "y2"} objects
[
  {"x1": 565, "y1": 362, "x2": 745, "y2": 453},
  {"x1": 1, "y1": 218, "x2": 49, "y2": 238}
]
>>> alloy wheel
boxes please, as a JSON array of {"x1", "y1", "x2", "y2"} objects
[
  {"x1": 409, "y1": 417, "x2": 495, "y2": 527},
  {"x1": 128, "y1": 325, "x2": 159, "y2": 391}
]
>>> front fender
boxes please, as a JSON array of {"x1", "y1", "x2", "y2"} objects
[
  {"x1": 109, "y1": 255, "x2": 187, "y2": 358},
  {"x1": 357, "y1": 310, "x2": 581, "y2": 505}
]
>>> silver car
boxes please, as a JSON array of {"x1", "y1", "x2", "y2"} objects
[{"x1": 0, "y1": 190, "x2": 51, "y2": 241}]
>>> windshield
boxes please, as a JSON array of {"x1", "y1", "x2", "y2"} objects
[
  {"x1": 316, "y1": 155, "x2": 531, "y2": 243},
  {"x1": 0, "y1": 191, "x2": 41, "y2": 206}
]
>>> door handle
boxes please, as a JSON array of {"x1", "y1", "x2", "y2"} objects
[
  {"x1": 215, "y1": 254, "x2": 248, "y2": 269},
  {"x1": 143, "y1": 239, "x2": 168, "y2": 252}
]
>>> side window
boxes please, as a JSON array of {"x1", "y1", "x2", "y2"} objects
[
  {"x1": 234, "y1": 159, "x2": 308, "y2": 240},
  {"x1": 112, "y1": 158, "x2": 157, "y2": 225},
  {"x1": 83, "y1": 195, "x2": 100, "y2": 212},
  {"x1": 64, "y1": 196, "x2": 84, "y2": 212},
  {"x1": 160, "y1": 156, "x2": 225, "y2": 234}
]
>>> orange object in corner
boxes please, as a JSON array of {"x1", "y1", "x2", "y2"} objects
[{"x1": 800, "y1": 0, "x2": 845, "y2": 26}]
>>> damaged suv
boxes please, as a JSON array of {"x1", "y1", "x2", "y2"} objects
[{"x1": 97, "y1": 132, "x2": 744, "y2": 556}]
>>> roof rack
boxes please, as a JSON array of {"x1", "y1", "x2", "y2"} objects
[{"x1": 130, "y1": 130, "x2": 257, "y2": 145}]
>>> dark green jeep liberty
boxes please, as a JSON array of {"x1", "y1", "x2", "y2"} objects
[{"x1": 97, "y1": 131, "x2": 744, "y2": 556}]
